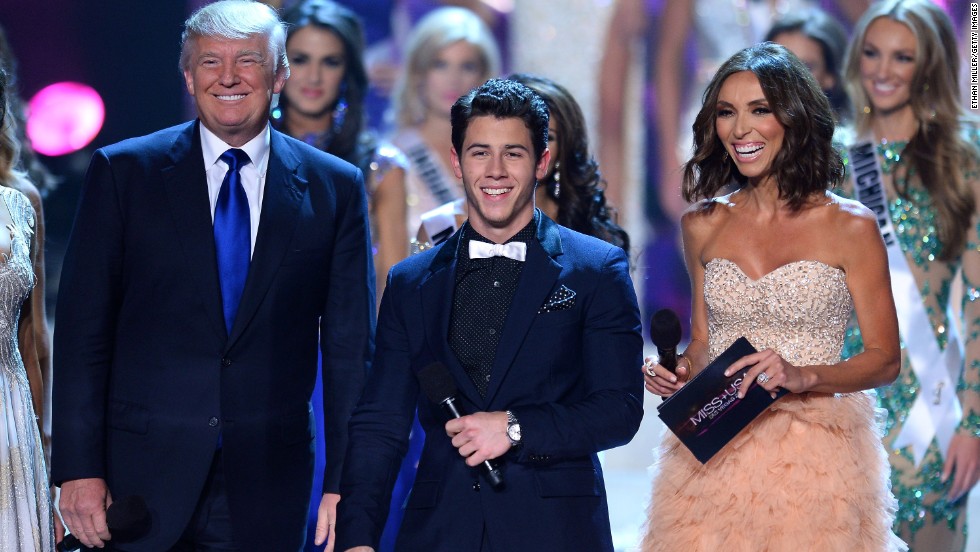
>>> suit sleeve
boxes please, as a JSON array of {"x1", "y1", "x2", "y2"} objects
[
  {"x1": 336, "y1": 268, "x2": 419, "y2": 551},
  {"x1": 320, "y1": 166, "x2": 377, "y2": 494},
  {"x1": 512, "y1": 246, "x2": 644, "y2": 460},
  {"x1": 51, "y1": 149, "x2": 125, "y2": 485}
]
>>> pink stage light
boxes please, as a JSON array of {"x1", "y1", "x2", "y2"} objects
[{"x1": 26, "y1": 82, "x2": 105, "y2": 156}]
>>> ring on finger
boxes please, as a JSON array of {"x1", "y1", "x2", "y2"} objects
[
  {"x1": 757, "y1": 372, "x2": 770, "y2": 384},
  {"x1": 645, "y1": 366, "x2": 657, "y2": 377}
]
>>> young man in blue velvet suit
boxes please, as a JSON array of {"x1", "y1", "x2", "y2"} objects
[
  {"x1": 337, "y1": 79, "x2": 643, "y2": 552},
  {"x1": 51, "y1": 1, "x2": 374, "y2": 550}
]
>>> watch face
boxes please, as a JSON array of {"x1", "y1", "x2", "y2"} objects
[{"x1": 508, "y1": 423, "x2": 521, "y2": 442}]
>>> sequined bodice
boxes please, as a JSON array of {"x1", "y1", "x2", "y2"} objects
[
  {"x1": 704, "y1": 259, "x2": 852, "y2": 366},
  {"x1": 0, "y1": 188, "x2": 35, "y2": 388}
]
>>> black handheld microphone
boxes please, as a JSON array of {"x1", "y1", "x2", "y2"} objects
[
  {"x1": 57, "y1": 495, "x2": 151, "y2": 551},
  {"x1": 417, "y1": 362, "x2": 505, "y2": 489},
  {"x1": 650, "y1": 308, "x2": 682, "y2": 373}
]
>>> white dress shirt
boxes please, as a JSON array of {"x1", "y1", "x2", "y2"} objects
[{"x1": 200, "y1": 124, "x2": 270, "y2": 257}]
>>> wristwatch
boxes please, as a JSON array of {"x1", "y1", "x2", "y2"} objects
[{"x1": 506, "y1": 410, "x2": 521, "y2": 446}]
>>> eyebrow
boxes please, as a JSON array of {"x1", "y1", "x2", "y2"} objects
[
  {"x1": 862, "y1": 40, "x2": 914, "y2": 55},
  {"x1": 465, "y1": 143, "x2": 531, "y2": 152},
  {"x1": 716, "y1": 98, "x2": 769, "y2": 107},
  {"x1": 197, "y1": 49, "x2": 266, "y2": 60}
]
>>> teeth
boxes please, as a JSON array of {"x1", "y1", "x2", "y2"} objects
[
  {"x1": 483, "y1": 188, "x2": 510, "y2": 196},
  {"x1": 735, "y1": 145, "x2": 763, "y2": 154},
  {"x1": 217, "y1": 94, "x2": 246, "y2": 101}
]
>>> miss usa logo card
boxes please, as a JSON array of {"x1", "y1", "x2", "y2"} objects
[{"x1": 657, "y1": 337, "x2": 788, "y2": 464}]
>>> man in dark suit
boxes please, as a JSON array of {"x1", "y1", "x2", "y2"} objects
[
  {"x1": 51, "y1": 1, "x2": 374, "y2": 550},
  {"x1": 336, "y1": 79, "x2": 643, "y2": 552}
]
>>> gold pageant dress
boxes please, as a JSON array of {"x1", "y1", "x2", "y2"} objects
[{"x1": 641, "y1": 258, "x2": 905, "y2": 551}]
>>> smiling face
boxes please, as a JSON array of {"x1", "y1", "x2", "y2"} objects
[
  {"x1": 715, "y1": 71, "x2": 785, "y2": 185},
  {"x1": 183, "y1": 33, "x2": 286, "y2": 146},
  {"x1": 423, "y1": 41, "x2": 485, "y2": 121},
  {"x1": 860, "y1": 17, "x2": 917, "y2": 116},
  {"x1": 451, "y1": 115, "x2": 550, "y2": 242},
  {"x1": 283, "y1": 25, "x2": 346, "y2": 120}
]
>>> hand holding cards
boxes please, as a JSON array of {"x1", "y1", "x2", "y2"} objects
[{"x1": 656, "y1": 337, "x2": 788, "y2": 464}]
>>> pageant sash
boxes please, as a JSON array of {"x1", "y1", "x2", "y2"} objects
[
  {"x1": 421, "y1": 199, "x2": 463, "y2": 246},
  {"x1": 406, "y1": 142, "x2": 458, "y2": 206},
  {"x1": 849, "y1": 140, "x2": 963, "y2": 466}
]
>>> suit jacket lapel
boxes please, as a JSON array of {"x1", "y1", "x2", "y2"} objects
[
  {"x1": 161, "y1": 121, "x2": 226, "y2": 342},
  {"x1": 419, "y1": 230, "x2": 484, "y2": 403},
  {"x1": 226, "y1": 130, "x2": 307, "y2": 348},
  {"x1": 483, "y1": 213, "x2": 563, "y2": 405}
]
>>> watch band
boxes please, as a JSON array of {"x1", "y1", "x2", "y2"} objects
[{"x1": 506, "y1": 410, "x2": 521, "y2": 446}]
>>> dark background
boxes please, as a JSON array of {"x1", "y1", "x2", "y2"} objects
[{"x1": 0, "y1": 0, "x2": 190, "y2": 315}]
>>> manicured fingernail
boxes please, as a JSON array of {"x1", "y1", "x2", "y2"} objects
[
  {"x1": 737, "y1": 392, "x2": 743, "y2": 399},
  {"x1": 724, "y1": 371, "x2": 731, "y2": 377}
]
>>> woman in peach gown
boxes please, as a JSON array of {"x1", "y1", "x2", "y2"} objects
[{"x1": 640, "y1": 43, "x2": 905, "y2": 551}]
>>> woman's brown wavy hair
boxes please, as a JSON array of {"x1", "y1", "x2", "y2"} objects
[{"x1": 683, "y1": 42, "x2": 843, "y2": 210}]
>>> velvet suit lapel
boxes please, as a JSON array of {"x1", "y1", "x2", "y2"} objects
[
  {"x1": 161, "y1": 122, "x2": 226, "y2": 342},
  {"x1": 226, "y1": 129, "x2": 306, "y2": 349},
  {"x1": 483, "y1": 214, "x2": 563, "y2": 406},
  {"x1": 420, "y1": 230, "x2": 484, "y2": 403}
]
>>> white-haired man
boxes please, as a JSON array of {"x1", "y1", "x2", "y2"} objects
[{"x1": 52, "y1": 1, "x2": 374, "y2": 549}]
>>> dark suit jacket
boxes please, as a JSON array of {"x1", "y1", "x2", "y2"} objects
[
  {"x1": 337, "y1": 213, "x2": 643, "y2": 552},
  {"x1": 52, "y1": 121, "x2": 375, "y2": 551}
]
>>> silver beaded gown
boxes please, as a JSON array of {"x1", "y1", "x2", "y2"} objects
[
  {"x1": 0, "y1": 186, "x2": 53, "y2": 550},
  {"x1": 641, "y1": 258, "x2": 905, "y2": 551}
]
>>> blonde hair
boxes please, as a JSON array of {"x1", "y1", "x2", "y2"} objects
[
  {"x1": 844, "y1": 0, "x2": 978, "y2": 260},
  {"x1": 391, "y1": 7, "x2": 500, "y2": 128}
]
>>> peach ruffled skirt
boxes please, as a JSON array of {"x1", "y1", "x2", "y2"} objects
[{"x1": 641, "y1": 392, "x2": 906, "y2": 551}]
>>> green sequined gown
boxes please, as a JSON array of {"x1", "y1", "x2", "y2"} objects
[{"x1": 842, "y1": 131, "x2": 980, "y2": 551}]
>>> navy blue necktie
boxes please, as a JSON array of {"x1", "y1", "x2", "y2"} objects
[{"x1": 214, "y1": 148, "x2": 251, "y2": 334}]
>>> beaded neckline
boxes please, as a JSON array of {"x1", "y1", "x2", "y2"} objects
[{"x1": 876, "y1": 139, "x2": 908, "y2": 175}]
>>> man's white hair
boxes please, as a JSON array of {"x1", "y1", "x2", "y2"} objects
[{"x1": 179, "y1": 0, "x2": 289, "y2": 78}]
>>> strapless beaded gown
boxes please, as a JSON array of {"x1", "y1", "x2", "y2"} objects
[
  {"x1": 0, "y1": 187, "x2": 53, "y2": 550},
  {"x1": 641, "y1": 258, "x2": 905, "y2": 551}
]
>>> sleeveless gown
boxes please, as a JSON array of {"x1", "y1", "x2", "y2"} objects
[
  {"x1": 0, "y1": 187, "x2": 53, "y2": 549},
  {"x1": 641, "y1": 258, "x2": 905, "y2": 551}
]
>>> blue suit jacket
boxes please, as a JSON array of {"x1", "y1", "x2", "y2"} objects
[
  {"x1": 337, "y1": 213, "x2": 643, "y2": 552},
  {"x1": 52, "y1": 121, "x2": 375, "y2": 550}
]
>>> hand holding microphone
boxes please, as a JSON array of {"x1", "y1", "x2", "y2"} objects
[
  {"x1": 417, "y1": 362, "x2": 505, "y2": 489},
  {"x1": 57, "y1": 495, "x2": 150, "y2": 551},
  {"x1": 643, "y1": 309, "x2": 691, "y2": 397}
]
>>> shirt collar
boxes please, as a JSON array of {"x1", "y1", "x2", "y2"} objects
[{"x1": 199, "y1": 122, "x2": 271, "y2": 173}]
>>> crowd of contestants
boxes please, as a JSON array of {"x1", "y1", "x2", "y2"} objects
[{"x1": 1, "y1": 0, "x2": 980, "y2": 549}]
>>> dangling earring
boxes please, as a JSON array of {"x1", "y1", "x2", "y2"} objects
[
  {"x1": 330, "y1": 82, "x2": 349, "y2": 141},
  {"x1": 863, "y1": 105, "x2": 872, "y2": 115},
  {"x1": 552, "y1": 162, "x2": 561, "y2": 199}
]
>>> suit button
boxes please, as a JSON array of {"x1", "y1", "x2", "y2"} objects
[
  {"x1": 209, "y1": 417, "x2": 219, "y2": 427},
  {"x1": 221, "y1": 358, "x2": 231, "y2": 367},
  {"x1": 472, "y1": 481, "x2": 480, "y2": 492}
]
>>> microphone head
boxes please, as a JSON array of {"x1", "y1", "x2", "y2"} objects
[
  {"x1": 417, "y1": 362, "x2": 458, "y2": 404},
  {"x1": 650, "y1": 308, "x2": 682, "y2": 350},
  {"x1": 106, "y1": 495, "x2": 151, "y2": 541}
]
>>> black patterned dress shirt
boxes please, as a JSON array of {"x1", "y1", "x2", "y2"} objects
[{"x1": 449, "y1": 216, "x2": 537, "y2": 396}]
